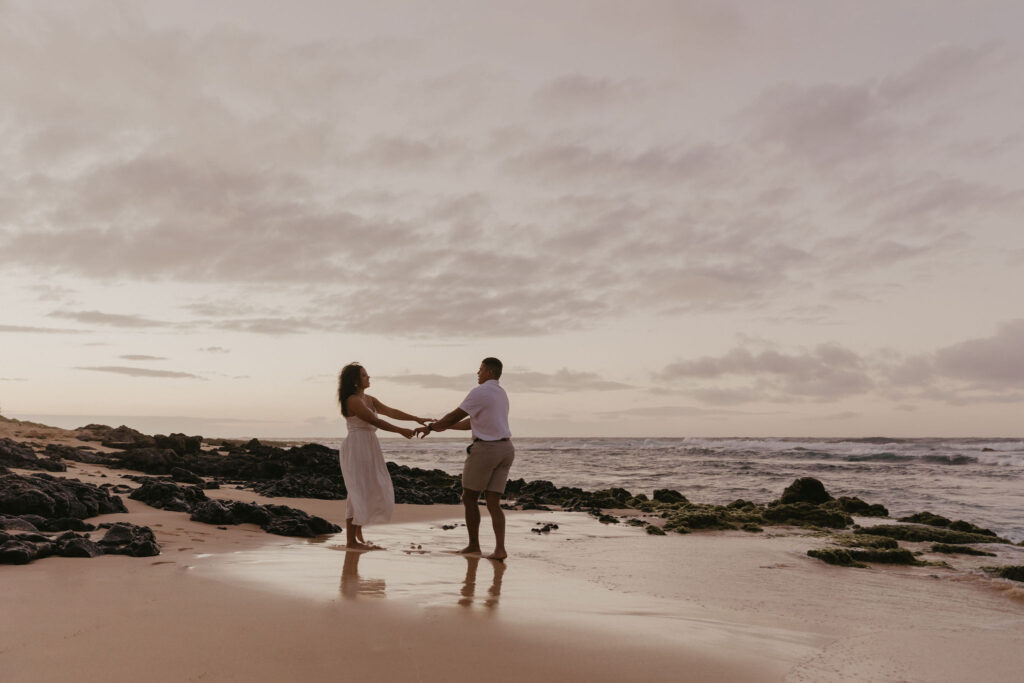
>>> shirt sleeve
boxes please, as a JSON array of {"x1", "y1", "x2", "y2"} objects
[{"x1": 459, "y1": 386, "x2": 484, "y2": 416}]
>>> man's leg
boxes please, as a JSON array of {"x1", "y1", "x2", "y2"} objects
[
  {"x1": 483, "y1": 491, "x2": 507, "y2": 560},
  {"x1": 460, "y1": 488, "x2": 482, "y2": 554}
]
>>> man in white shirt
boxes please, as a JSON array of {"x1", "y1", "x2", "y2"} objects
[{"x1": 416, "y1": 357, "x2": 513, "y2": 560}]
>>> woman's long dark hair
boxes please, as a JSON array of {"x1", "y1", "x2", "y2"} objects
[{"x1": 337, "y1": 363, "x2": 364, "y2": 417}]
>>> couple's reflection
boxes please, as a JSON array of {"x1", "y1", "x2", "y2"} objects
[
  {"x1": 340, "y1": 550, "x2": 386, "y2": 599},
  {"x1": 339, "y1": 549, "x2": 505, "y2": 607},
  {"x1": 458, "y1": 555, "x2": 505, "y2": 609}
]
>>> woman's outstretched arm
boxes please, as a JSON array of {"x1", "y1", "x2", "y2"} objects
[
  {"x1": 370, "y1": 396, "x2": 432, "y2": 425},
  {"x1": 346, "y1": 396, "x2": 414, "y2": 438}
]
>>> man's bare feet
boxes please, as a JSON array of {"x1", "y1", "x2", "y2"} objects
[
  {"x1": 486, "y1": 550, "x2": 507, "y2": 561},
  {"x1": 458, "y1": 545, "x2": 482, "y2": 555}
]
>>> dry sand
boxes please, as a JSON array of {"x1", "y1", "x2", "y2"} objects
[{"x1": 2, "y1": 420, "x2": 1023, "y2": 682}]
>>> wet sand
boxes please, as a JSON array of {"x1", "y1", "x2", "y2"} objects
[{"x1": 3, "y1": 421, "x2": 1024, "y2": 681}]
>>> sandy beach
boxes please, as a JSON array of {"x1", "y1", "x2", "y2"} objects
[{"x1": 3, "y1": 420, "x2": 1024, "y2": 682}]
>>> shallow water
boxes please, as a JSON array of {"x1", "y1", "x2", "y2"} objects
[{"x1": 299, "y1": 436, "x2": 1024, "y2": 542}]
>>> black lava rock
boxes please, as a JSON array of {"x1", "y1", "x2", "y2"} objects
[
  {"x1": 777, "y1": 478, "x2": 832, "y2": 505},
  {"x1": 0, "y1": 472, "x2": 127, "y2": 519},
  {"x1": 98, "y1": 523, "x2": 160, "y2": 557}
]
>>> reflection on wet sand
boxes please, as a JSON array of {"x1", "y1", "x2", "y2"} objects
[
  {"x1": 340, "y1": 550, "x2": 386, "y2": 599},
  {"x1": 459, "y1": 556, "x2": 505, "y2": 610}
]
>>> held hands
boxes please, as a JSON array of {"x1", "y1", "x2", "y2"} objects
[
  {"x1": 399, "y1": 427, "x2": 415, "y2": 440},
  {"x1": 413, "y1": 417, "x2": 437, "y2": 439}
]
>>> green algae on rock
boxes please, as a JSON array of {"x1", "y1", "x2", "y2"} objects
[
  {"x1": 808, "y1": 547, "x2": 922, "y2": 568},
  {"x1": 777, "y1": 477, "x2": 832, "y2": 505},
  {"x1": 985, "y1": 566, "x2": 1024, "y2": 582},
  {"x1": 807, "y1": 548, "x2": 866, "y2": 568},
  {"x1": 928, "y1": 544, "x2": 996, "y2": 557},
  {"x1": 644, "y1": 524, "x2": 666, "y2": 536},
  {"x1": 825, "y1": 496, "x2": 888, "y2": 517},
  {"x1": 860, "y1": 524, "x2": 1008, "y2": 545},
  {"x1": 763, "y1": 502, "x2": 852, "y2": 529},
  {"x1": 832, "y1": 534, "x2": 898, "y2": 549},
  {"x1": 898, "y1": 511, "x2": 998, "y2": 537}
]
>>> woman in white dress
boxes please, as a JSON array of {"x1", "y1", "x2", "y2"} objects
[{"x1": 337, "y1": 363, "x2": 431, "y2": 550}]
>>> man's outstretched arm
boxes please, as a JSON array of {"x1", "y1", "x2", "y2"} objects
[{"x1": 415, "y1": 407, "x2": 469, "y2": 437}]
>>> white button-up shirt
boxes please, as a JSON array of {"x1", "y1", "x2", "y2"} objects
[{"x1": 459, "y1": 379, "x2": 511, "y2": 441}]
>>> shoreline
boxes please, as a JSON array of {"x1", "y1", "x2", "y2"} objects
[{"x1": 3, "y1": 419, "x2": 1024, "y2": 681}]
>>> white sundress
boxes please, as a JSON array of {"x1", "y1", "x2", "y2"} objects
[{"x1": 339, "y1": 394, "x2": 395, "y2": 526}]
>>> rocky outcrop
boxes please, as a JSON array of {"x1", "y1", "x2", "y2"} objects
[
  {"x1": 190, "y1": 499, "x2": 339, "y2": 537},
  {"x1": 96, "y1": 522, "x2": 160, "y2": 557},
  {"x1": 859, "y1": 524, "x2": 1007, "y2": 544},
  {"x1": 129, "y1": 479, "x2": 208, "y2": 512},
  {"x1": 897, "y1": 511, "x2": 998, "y2": 537},
  {"x1": 154, "y1": 433, "x2": 203, "y2": 455},
  {"x1": 75, "y1": 424, "x2": 156, "y2": 450},
  {"x1": 0, "y1": 472, "x2": 127, "y2": 518},
  {"x1": 777, "y1": 477, "x2": 832, "y2": 505},
  {"x1": 0, "y1": 472, "x2": 158, "y2": 564},
  {"x1": 0, "y1": 438, "x2": 66, "y2": 472},
  {"x1": 129, "y1": 478, "x2": 341, "y2": 538},
  {"x1": 807, "y1": 547, "x2": 922, "y2": 567},
  {"x1": 0, "y1": 523, "x2": 158, "y2": 564}
]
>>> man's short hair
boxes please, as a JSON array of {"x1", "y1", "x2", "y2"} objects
[{"x1": 482, "y1": 357, "x2": 503, "y2": 379}]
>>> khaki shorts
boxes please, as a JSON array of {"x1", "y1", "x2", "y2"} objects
[{"x1": 462, "y1": 439, "x2": 515, "y2": 493}]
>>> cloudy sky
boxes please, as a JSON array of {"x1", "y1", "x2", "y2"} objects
[{"x1": 2, "y1": 1, "x2": 1022, "y2": 438}]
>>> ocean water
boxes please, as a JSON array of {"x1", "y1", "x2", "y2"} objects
[{"x1": 309, "y1": 436, "x2": 1024, "y2": 543}]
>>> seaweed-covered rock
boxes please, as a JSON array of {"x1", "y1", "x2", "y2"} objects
[
  {"x1": 763, "y1": 502, "x2": 851, "y2": 529},
  {"x1": 849, "y1": 548, "x2": 921, "y2": 564},
  {"x1": 645, "y1": 524, "x2": 666, "y2": 536},
  {"x1": 777, "y1": 478, "x2": 832, "y2": 505},
  {"x1": 929, "y1": 544, "x2": 996, "y2": 557},
  {"x1": 832, "y1": 534, "x2": 898, "y2": 549},
  {"x1": 899, "y1": 511, "x2": 951, "y2": 527},
  {"x1": 946, "y1": 520, "x2": 998, "y2": 537},
  {"x1": 897, "y1": 511, "x2": 998, "y2": 538},
  {"x1": 808, "y1": 548, "x2": 865, "y2": 567},
  {"x1": 809, "y1": 547, "x2": 921, "y2": 567},
  {"x1": 826, "y1": 496, "x2": 888, "y2": 517},
  {"x1": 995, "y1": 566, "x2": 1024, "y2": 582},
  {"x1": 860, "y1": 524, "x2": 1007, "y2": 544},
  {"x1": 98, "y1": 523, "x2": 160, "y2": 557},
  {"x1": 664, "y1": 508, "x2": 735, "y2": 533},
  {"x1": 0, "y1": 472, "x2": 127, "y2": 518},
  {"x1": 652, "y1": 489, "x2": 687, "y2": 504}
]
